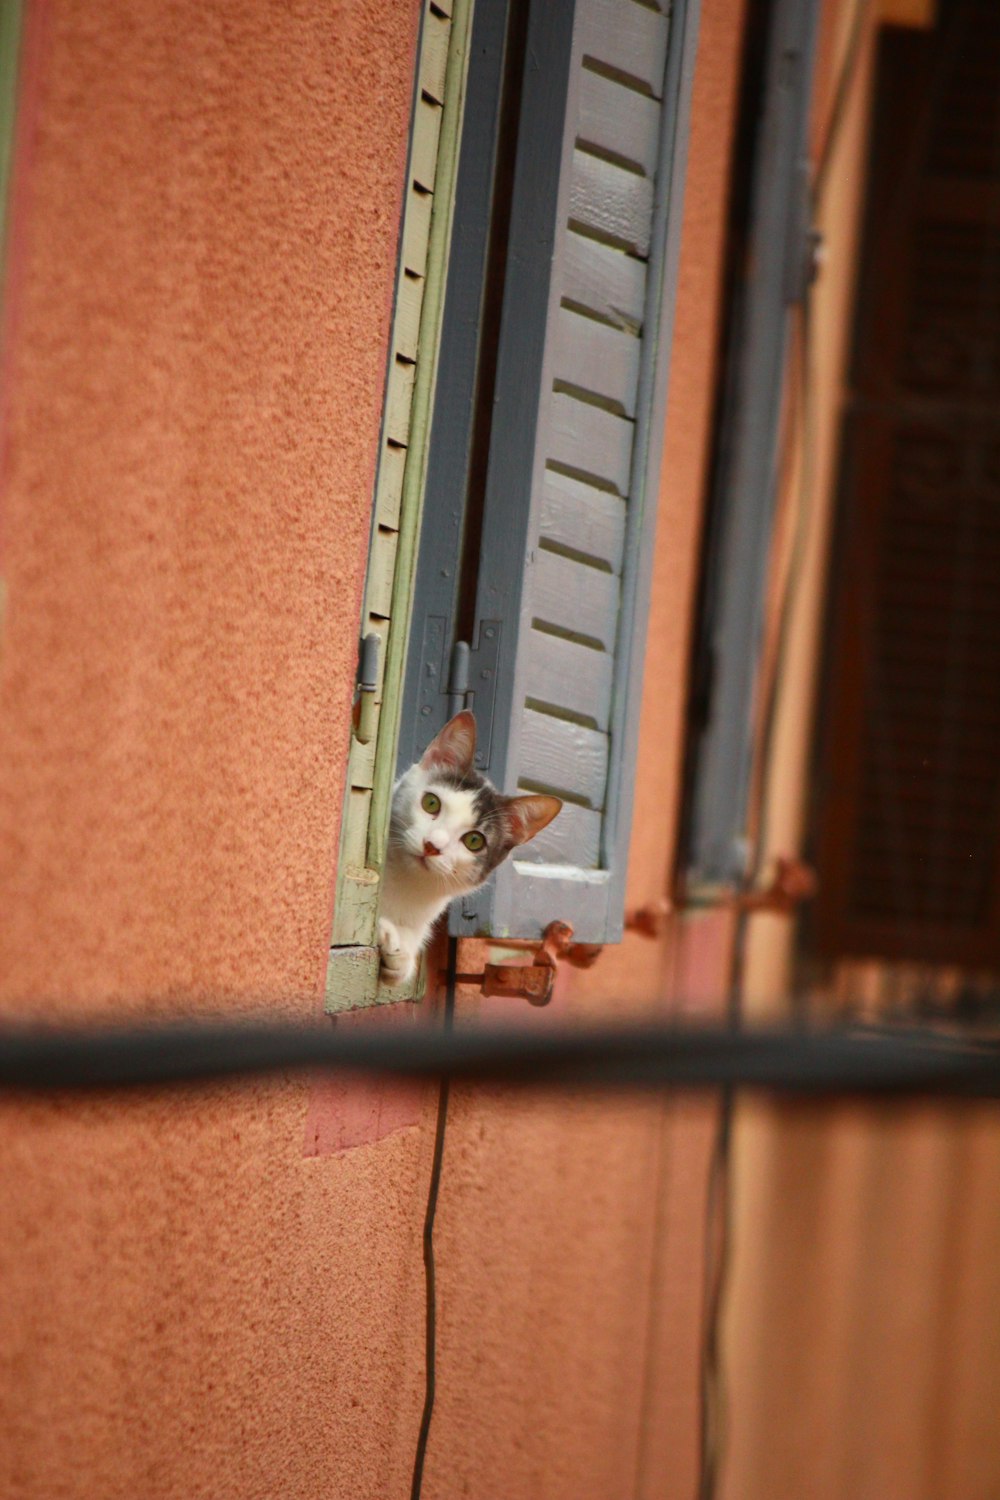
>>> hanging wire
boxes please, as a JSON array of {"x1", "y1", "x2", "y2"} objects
[
  {"x1": 697, "y1": 259, "x2": 816, "y2": 1500},
  {"x1": 741, "y1": 297, "x2": 816, "y2": 872},
  {"x1": 696, "y1": 4, "x2": 875, "y2": 1493},
  {"x1": 812, "y1": 0, "x2": 871, "y2": 206},
  {"x1": 698, "y1": 829, "x2": 770, "y2": 1497},
  {"x1": 409, "y1": 939, "x2": 458, "y2": 1500}
]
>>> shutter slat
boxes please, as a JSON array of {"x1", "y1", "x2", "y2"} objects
[
  {"x1": 419, "y1": 10, "x2": 450, "y2": 103},
  {"x1": 400, "y1": 185, "x2": 432, "y2": 277},
  {"x1": 569, "y1": 149, "x2": 655, "y2": 256},
  {"x1": 384, "y1": 357, "x2": 417, "y2": 444},
  {"x1": 548, "y1": 391, "x2": 634, "y2": 494},
  {"x1": 563, "y1": 229, "x2": 647, "y2": 331},
  {"x1": 539, "y1": 467, "x2": 627, "y2": 571},
  {"x1": 578, "y1": 0, "x2": 670, "y2": 98},
  {"x1": 411, "y1": 97, "x2": 444, "y2": 192},
  {"x1": 520, "y1": 707, "x2": 609, "y2": 807},
  {"x1": 531, "y1": 548, "x2": 620, "y2": 648},
  {"x1": 517, "y1": 800, "x2": 602, "y2": 868},
  {"x1": 524, "y1": 626, "x2": 614, "y2": 730},
  {"x1": 577, "y1": 67, "x2": 662, "y2": 176},
  {"x1": 552, "y1": 305, "x2": 641, "y2": 416}
]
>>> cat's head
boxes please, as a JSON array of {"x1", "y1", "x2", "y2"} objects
[{"x1": 389, "y1": 711, "x2": 562, "y2": 891}]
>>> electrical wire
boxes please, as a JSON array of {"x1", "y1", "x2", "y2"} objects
[
  {"x1": 812, "y1": 0, "x2": 870, "y2": 208},
  {"x1": 742, "y1": 295, "x2": 815, "y2": 870},
  {"x1": 697, "y1": 177, "x2": 815, "y2": 1500},
  {"x1": 698, "y1": 1082, "x2": 734, "y2": 1500},
  {"x1": 409, "y1": 940, "x2": 458, "y2": 1500},
  {"x1": 696, "y1": 5, "x2": 876, "y2": 1493},
  {"x1": 697, "y1": 915, "x2": 746, "y2": 1500}
]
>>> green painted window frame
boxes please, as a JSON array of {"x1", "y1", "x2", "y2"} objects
[
  {"x1": 0, "y1": 0, "x2": 23, "y2": 270},
  {"x1": 325, "y1": 0, "x2": 473, "y2": 1013},
  {"x1": 0, "y1": 0, "x2": 25, "y2": 657}
]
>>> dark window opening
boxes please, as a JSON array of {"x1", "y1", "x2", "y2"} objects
[{"x1": 810, "y1": 0, "x2": 1000, "y2": 971}]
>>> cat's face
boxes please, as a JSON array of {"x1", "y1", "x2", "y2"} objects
[{"x1": 389, "y1": 712, "x2": 561, "y2": 892}]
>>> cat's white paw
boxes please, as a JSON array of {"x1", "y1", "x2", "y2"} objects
[{"x1": 378, "y1": 918, "x2": 416, "y2": 987}]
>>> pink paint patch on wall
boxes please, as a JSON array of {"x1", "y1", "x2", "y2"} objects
[{"x1": 302, "y1": 1002, "x2": 429, "y2": 1156}]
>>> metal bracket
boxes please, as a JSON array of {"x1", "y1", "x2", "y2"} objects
[
  {"x1": 453, "y1": 921, "x2": 574, "y2": 1006},
  {"x1": 732, "y1": 855, "x2": 817, "y2": 914},
  {"x1": 626, "y1": 856, "x2": 817, "y2": 936}
]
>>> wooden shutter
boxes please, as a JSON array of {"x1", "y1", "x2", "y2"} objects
[
  {"x1": 815, "y1": 0, "x2": 1000, "y2": 966},
  {"x1": 683, "y1": 0, "x2": 820, "y2": 889},
  {"x1": 447, "y1": 0, "x2": 700, "y2": 944}
]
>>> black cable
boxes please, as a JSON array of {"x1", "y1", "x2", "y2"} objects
[
  {"x1": 698, "y1": 1082, "x2": 734, "y2": 1500},
  {"x1": 410, "y1": 940, "x2": 457, "y2": 1500},
  {"x1": 2, "y1": 1014, "x2": 1000, "y2": 1095},
  {"x1": 698, "y1": 887, "x2": 749, "y2": 1500},
  {"x1": 811, "y1": 0, "x2": 870, "y2": 209}
]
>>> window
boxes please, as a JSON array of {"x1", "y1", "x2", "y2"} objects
[
  {"x1": 398, "y1": 0, "x2": 701, "y2": 945},
  {"x1": 325, "y1": 0, "x2": 471, "y2": 1011},
  {"x1": 329, "y1": 0, "x2": 702, "y2": 1008}
]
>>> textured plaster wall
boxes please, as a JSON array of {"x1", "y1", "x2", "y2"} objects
[
  {"x1": 0, "y1": 0, "x2": 429, "y2": 1496},
  {"x1": 0, "y1": 0, "x2": 747, "y2": 1496},
  {"x1": 0, "y1": 0, "x2": 416, "y2": 1011}
]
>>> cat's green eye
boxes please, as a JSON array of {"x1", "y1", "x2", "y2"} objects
[
  {"x1": 421, "y1": 792, "x2": 441, "y2": 816},
  {"x1": 462, "y1": 830, "x2": 486, "y2": 852}
]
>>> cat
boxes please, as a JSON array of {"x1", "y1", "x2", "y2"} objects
[{"x1": 377, "y1": 710, "x2": 562, "y2": 986}]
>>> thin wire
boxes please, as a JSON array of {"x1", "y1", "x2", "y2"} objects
[
  {"x1": 698, "y1": 1085, "x2": 735, "y2": 1500},
  {"x1": 696, "y1": 4, "x2": 875, "y2": 1492},
  {"x1": 696, "y1": 141, "x2": 815, "y2": 1500},
  {"x1": 409, "y1": 937, "x2": 458, "y2": 1500},
  {"x1": 697, "y1": 899, "x2": 749, "y2": 1500},
  {"x1": 812, "y1": 0, "x2": 870, "y2": 209},
  {"x1": 742, "y1": 299, "x2": 813, "y2": 867}
]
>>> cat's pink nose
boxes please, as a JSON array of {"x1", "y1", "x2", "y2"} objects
[{"x1": 423, "y1": 840, "x2": 441, "y2": 858}]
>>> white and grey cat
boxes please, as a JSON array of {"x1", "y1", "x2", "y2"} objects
[{"x1": 378, "y1": 710, "x2": 562, "y2": 986}]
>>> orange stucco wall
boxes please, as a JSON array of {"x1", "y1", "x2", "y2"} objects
[
  {"x1": 0, "y1": 0, "x2": 417, "y2": 1014},
  {"x1": 0, "y1": 1, "x2": 746, "y2": 1496},
  {"x1": 0, "y1": 0, "x2": 429, "y2": 1495}
]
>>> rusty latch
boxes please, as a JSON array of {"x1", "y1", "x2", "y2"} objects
[
  {"x1": 625, "y1": 855, "x2": 817, "y2": 937},
  {"x1": 731, "y1": 856, "x2": 817, "y2": 913},
  {"x1": 453, "y1": 920, "x2": 579, "y2": 1007}
]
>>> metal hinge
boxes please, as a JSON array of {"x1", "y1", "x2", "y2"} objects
[
  {"x1": 352, "y1": 632, "x2": 380, "y2": 745},
  {"x1": 417, "y1": 619, "x2": 502, "y2": 764},
  {"x1": 451, "y1": 921, "x2": 602, "y2": 1006}
]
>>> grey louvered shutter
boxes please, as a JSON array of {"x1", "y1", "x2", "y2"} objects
[
  {"x1": 683, "y1": 0, "x2": 820, "y2": 889},
  {"x1": 447, "y1": 0, "x2": 700, "y2": 944}
]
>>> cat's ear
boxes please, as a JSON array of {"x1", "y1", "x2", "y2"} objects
[
  {"x1": 503, "y1": 794, "x2": 562, "y2": 846},
  {"x1": 420, "y1": 710, "x2": 477, "y2": 776}
]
